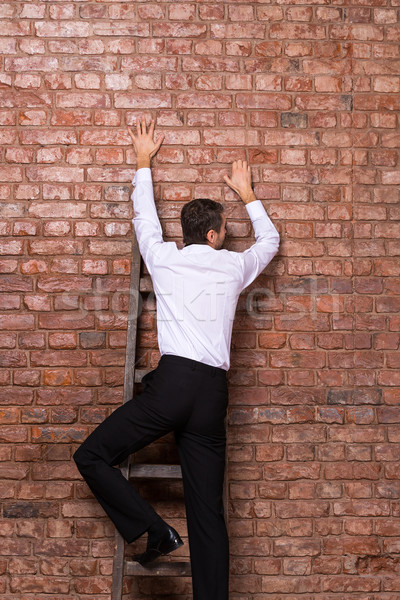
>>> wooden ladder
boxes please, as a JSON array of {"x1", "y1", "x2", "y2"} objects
[{"x1": 111, "y1": 233, "x2": 229, "y2": 600}]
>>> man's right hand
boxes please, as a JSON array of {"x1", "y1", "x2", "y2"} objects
[
  {"x1": 224, "y1": 160, "x2": 257, "y2": 204},
  {"x1": 128, "y1": 116, "x2": 164, "y2": 170}
]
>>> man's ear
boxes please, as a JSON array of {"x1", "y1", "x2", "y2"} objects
[{"x1": 206, "y1": 229, "x2": 215, "y2": 244}]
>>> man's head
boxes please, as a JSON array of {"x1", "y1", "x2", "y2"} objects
[{"x1": 181, "y1": 199, "x2": 226, "y2": 250}]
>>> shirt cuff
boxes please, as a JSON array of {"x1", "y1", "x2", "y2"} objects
[
  {"x1": 132, "y1": 167, "x2": 152, "y2": 186},
  {"x1": 245, "y1": 199, "x2": 267, "y2": 220}
]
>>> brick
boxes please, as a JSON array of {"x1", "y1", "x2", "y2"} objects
[
  {"x1": 274, "y1": 313, "x2": 330, "y2": 331},
  {"x1": 50, "y1": 259, "x2": 79, "y2": 276},
  {"x1": 274, "y1": 538, "x2": 320, "y2": 556},
  {"x1": 0, "y1": 166, "x2": 22, "y2": 182},
  {"x1": 35, "y1": 22, "x2": 90, "y2": 38},
  {"x1": 236, "y1": 93, "x2": 291, "y2": 110},
  {"x1": 5, "y1": 148, "x2": 32, "y2": 163},
  {"x1": 34, "y1": 539, "x2": 89, "y2": 557},
  {"x1": 30, "y1": 351, "x2": 86, "y2": 367},
  {"x1": 322, "y1": 574, "x2": 379, "y2": 592},
  {"x1": 93, "y1": 21, "x2": 149, "y2": 37},
  {"x1": 55, "y1": 92, "x2": 111, "y2": 109},
  {"x1": 0, "y1": 314, "x2": 34, "y2": 331},
  {"x1": 74, "y1": 369, "x2": 102, "y2": 387},
  {"x1": 38, "y1": 313, "x2": 94, "y2": 330},
  {"x1": 42, "y1": 221, "x2": 71, "y2": 237},
  {"x1": 26, "y1": 167, "x2": 83, "y2": 183},
  {"x1": 43, "y1": 369, "x2": 72, "y2": 387},
  {"x1": 31, "y1": 426, "x2": 88, "y2": 444},
  {"x1": 74, "y1": 222, "x2": 99, "y2": 237},
  {"x1": 88, "y1": 240, "x2": 131, "y2": 256},
  {"x1": 272, "y1": 425, "x2": 325, "y2": 443}
]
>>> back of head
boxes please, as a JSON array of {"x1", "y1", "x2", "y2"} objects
[{"x1": 180, "y1": 198, "x2": 224, "y2": 246}]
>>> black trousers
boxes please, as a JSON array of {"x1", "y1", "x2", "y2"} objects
[{"x1": 73, "y1": 353, "x2": 229, "y2": 600}]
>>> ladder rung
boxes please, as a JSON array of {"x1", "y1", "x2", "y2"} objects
[
  {"x1": 139, "y1": 275, "x2": 153, "y2": 292},
  {"x1": 129, "y1": 464, "x2": 182, "y2": 479},
  {"x1": 125, "y1": 560, "x2": 191, "y2": 577}
]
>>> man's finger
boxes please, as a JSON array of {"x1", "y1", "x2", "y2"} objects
[
  {"x1": 128, "y1": 127, "x2": 136, "y2": 143},
  {"x1": 149, "y1": 118, "x2": 155, "y2": 138}
]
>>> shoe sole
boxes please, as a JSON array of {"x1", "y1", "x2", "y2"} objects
[{"x1": 134, "y1": 536, "x2": 184, "y2": 567}]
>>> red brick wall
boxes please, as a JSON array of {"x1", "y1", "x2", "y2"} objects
[{"x1": 2, "y1": 1, "x2": 400, "y2": 598}]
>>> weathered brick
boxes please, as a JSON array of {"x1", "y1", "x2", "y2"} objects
[{"x1": 35, "y1": 22, "x2": 90, "y2": 38}]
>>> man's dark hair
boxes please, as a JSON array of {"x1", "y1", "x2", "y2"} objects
[{"x1": 180, "y1": 199, "x2": 224, "y2": 246}]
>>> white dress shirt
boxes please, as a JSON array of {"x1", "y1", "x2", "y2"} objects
[{"x1": 131, "y1": 167, "x2": 280, "y2": 371}]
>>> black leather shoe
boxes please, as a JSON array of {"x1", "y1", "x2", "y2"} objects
[{"x1": 133, "y1": 525, "x2": 183, "y2": 566}]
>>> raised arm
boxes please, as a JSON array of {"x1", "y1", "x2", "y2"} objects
[
  {"x1": 224, "y1": 160, "x2": 280, "y2": 290},
  {"x1": 129, "y1": 117, "x2": 165, "y2": 272}
]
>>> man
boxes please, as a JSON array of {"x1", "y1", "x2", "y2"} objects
[{"x1": 73, "y1": 116, "x2": 280, "y2": 600}]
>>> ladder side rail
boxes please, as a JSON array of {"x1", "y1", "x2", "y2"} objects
[{"x1": 111, "y1": 235, "x2": 142, "y2": 600}]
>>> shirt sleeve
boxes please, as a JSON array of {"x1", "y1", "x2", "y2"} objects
[
  {"x1": 131, "y1": 167, "x2": 164, "y2": 273},
  {"x1": 237, "y1": 199, "x2": 280, "y2": 291}
]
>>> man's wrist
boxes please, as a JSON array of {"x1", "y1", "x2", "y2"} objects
[
  {"x1": 136, "y1": 154, "x2": 151, "y2": 169},
  {"x1": 240, "y1": 189, "x2": 257, "y2": 205}
]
